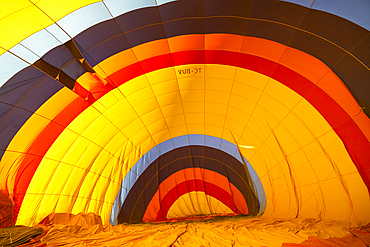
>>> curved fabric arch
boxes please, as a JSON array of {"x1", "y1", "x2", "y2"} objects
[
  {"x1": 14, "y1": 63, "x2": 370, "y2": 226},
  {"x1": 143, "y1": 168, "x2": 250, "y2": 222},
  {"x1": 110, "y1": 134, "x2": 265, "y2": 224},
  {"x1": 117, "y1": 145, "x2": 260, "y2": 224},
  {"x1": 0, "y1": 0, "x2": 369, "y2": 230}
]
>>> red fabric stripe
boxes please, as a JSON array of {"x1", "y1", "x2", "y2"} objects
[
  {"x1": 109, "y1": 62, "x2": 144, "y2": 87},
  {"x1": 14, "y1": 49, "x2": 370, "y2": 219},
  {"x1": 13, "y1": 98, "x2": 90, "y2": 221},
  {"x1": 108, "y1": 50, "x2": 370, "y2": 190},
  {"x1": 272, "y1": 64, "x2": 314, "y2": 98},
  {"x1": 172, "y1": 50, "x2": 205, "y2": 65},
  {"x1": 239, "y1": 53, "x2": 277, "y2": 77},
  {"x1": 140, "y1": 53, "x2": 174, "y2": 74},
  {"x1": 205, "y1": 50, "x2": 239, "y2": 66}
]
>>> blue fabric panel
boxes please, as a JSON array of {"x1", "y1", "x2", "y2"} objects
[
  {"x1": 173, "y1": 135, "x2": 190, "y2": 147},
  {"x1": 104, "y1": 0, "x2": 157, "y2": 18},
  {"x1": 9, "y1": 44, "x2": 40, "y2": 64},
  {"x1": 56, "y1": 2, "x2": 112, "y2": 38},
  {"x1": 45, "y1": 24, "x2": 71, "y2": 44},
  {"x1": 20, "y1": 29, "x2": 63, "y2": 58},
  {"x1": 0, "y1": 52, "x2": 29, "y2": 88},
  {"x1": 188, "y1": 134, "x2": 205, "y2": 145}
]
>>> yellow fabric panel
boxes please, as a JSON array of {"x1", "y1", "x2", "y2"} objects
[
  {"x1": 205, "y1": 83, "x2": 233, "y2": 104},
  {"x1": 228, "y1": 94, "x2": 256, "y2": 118},
  {"x1": 169, "y1": 125, "x2": 189, "y2": 137},
  {"x1": 157, "y1": 92, "x2": 184, "y2": 113},
  {"x1": 180, "y1": 89, "x2": 204, "y2": 102},
  {"x1": 234, "y1": 68, "x2": 269, "y2": 95},
  {"x1": 0, "y1": 0, "x2": 99, "y2": 55},
  {"x1": 91, "y1": 34, "x2": 370, "y2": 149},
  {"x1": 291, "y1": 100, "x2": 333, "y2": 137},
  {"x1": 205, "y1": 64, "x2": 237, "y2": 81},
  {"x1": 244, "y1": 98, "x2": 369, "y2": 222},
  {"x1": 76, "y1": 72, "x2": 104, "y2": 91},
  {"x1": 175, "y1": 64, "x2": 205, "y2": 80},
  {"x1": 34, "y1": 0, "x2": 100, "y2": 24},
  {"x1": 146, "y1": 67, "x2": 177, "y2": 85},
  {"x1": 1, "y1": 1, "x2": 49, "y2": 53},
  {"x1": 133, "y1": 97, "x2": 160, "y2": 118},
  {"x1": 167, "y1": 192, "x2": 234, "y2": 219},
  {"x1": 264, "y1": 78, "x2": 302, "y2": 110},
  {"x1": 17, "y1": 64, "x2": 369, "y2": 226},
  {"x1": 152, "y1": 79, "x2": 180, "y2": 97},
  {"x1": 0, "y1": 0, "x2": 30, "y2": 19},
  {"x1": 123, "y1": 76, "x2": 152, "y2": 98}
]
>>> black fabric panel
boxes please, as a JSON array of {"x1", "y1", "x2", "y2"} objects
[
  {"x1": 124, "y1": 24, "x2": 167, "y2": 48},
  {"x1": 34, "y1": 59, "x2": 75, "y2": 89},
  {"x1": 334, "y1": 54, "x2": 370, "y2": 116},
  {"x1": 246, "y1": 19, "x2": 296, "y2": 46},
  {"x1": 117, "y1": 145, "x2": 260, "y2": 224},
  {"x1": 0, "y1": 67, "x2": 62, "y2": 160},
  {"x1": 204, "y1": 0, "x2": 253, "y2": 17},
  {"x1": 0, "y1": 67, "x2": 47, "y2": 106},
  {"x1": 289, "y1": 30, "x2": 347, "y2": 69},
  {"x1": 81, "y1": 34, "x2": 130, "y2": 66},
  {"x1": 74, "y1": 19, "x2": 122, "y2": 52},
  {"x1": 351, "y1": 34, "x2": 370, "y2": 68},
  {"x1": 162, "y1": 18, "x2": 204, "y2": 37},
  {"x1": 39, "y1": 43, "x2": 91, "y2": 84},
  {"x1": 64, "y1": 40, "x2": 94, "y2": 73},
  {"x1": 205, "y1": 17, "x2": 248, "y2": 36},
  {"x1": 74, "y1": 18, "x2": 131, "y2": 66},
  {"x1": 0, "y1": 107, "x2": 32, "y2": 153},
  {"x1": 41, "y1": 45, "x2": 74, "y2": 69},
  {"x1": 249, "y1": 0, "x2": 308, "y2": 27},
  {"x1": 62, "y1": 60, "x2": 90, "y2": 80},
  {"x1": 115, "y1": 7, "x2": 162, "y2": 33},
  {"x1": 158, "y1": 0, "x2": 204, "y2": 21},
  {"x1": 300, "y1": 9, "x2": 369, "y2": 53}
]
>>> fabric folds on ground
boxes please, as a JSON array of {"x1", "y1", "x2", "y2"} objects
[{"x1": 10, "y1": 213, "x2": 370, "y2": 247}]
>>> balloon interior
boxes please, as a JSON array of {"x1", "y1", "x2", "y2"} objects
[{"x1": 0, "y1": 0, "x2": 369, "y2": 246}]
